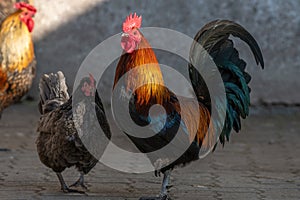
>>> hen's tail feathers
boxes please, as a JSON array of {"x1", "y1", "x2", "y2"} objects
[
  {"x1": 190, "y1": 20, "x2": 264, "y2": 145},
  {"x1": 38, "y1": 71, "x2": 69, "y2": 114}
]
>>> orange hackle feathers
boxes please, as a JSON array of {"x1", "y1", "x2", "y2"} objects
[
  {"x1": 0, "y1": 11, "x2": 35, "y2": 73},
  {"x1": 123, "y1": 13, "x2": 142, "y2": 33},
  {"x1": 114, "y1": 34, "x2": 169, "y2": 107},
  {"x1": 115, "y1": 13, "x2": 213, "y2": 148}
]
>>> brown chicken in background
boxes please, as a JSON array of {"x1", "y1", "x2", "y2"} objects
[
  {"x1": 0, "y1": 1, "x2": 37, "y2": 118},
  {"x1": 36, "y1": 71, "x2": 111, "y2": 193}
]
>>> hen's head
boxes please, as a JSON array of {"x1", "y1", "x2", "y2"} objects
[
  {"x1": 121, "y1": 13, "x2": 142, "y2": 53},
  {"x1": 81, "y1": 74, "x2": 96, "y2": 97},
  {"x1": 15, "y1": 2, "x2": 37, "y2": 32}
]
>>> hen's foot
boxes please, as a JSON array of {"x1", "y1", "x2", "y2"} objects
[
  {"x1": 56, "y1": 172, "x2": 85, "y2": 194},
  {"x1": 69, "y1": 173, "x2": 88, "y2": 190},
  {"x1": 61, "y1": 186, "x2": 85, "y2": 194}
]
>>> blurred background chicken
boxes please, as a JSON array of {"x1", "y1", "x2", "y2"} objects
[
  {"x1": 113, "y1": 13, "x2": 264, "y2": 200},
  {"x1": 0, "y1": 1, "x2": 36, "y2": 118},
  {"x1": 36, "y1": 71, "x2": 111, "y2": 193}
]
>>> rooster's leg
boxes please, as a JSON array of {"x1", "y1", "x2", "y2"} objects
[
  {"x1": 139, "y1": 170, "x2": 172, "y2": 200},
  {"x1": 160, "y1": 170, "x2": 171, "y2": 197},
  {"x1": 56, "y1": 172, "x2": 85, "y2": 194},
  {"x1": 69, "y1": 172, "x2": 88, "y2": 190}
]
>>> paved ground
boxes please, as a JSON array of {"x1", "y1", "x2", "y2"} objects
[{"x1": 0, "y1": 102, "x2": 299, "y2": 200}]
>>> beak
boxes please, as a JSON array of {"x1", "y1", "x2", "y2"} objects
[{"x1": 122, "y1": 33, "x2": 129, "y2": 37}]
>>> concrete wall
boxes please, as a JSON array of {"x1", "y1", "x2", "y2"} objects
[{"x1": 2, "y1": 0, "x2": 300, "y2": 105}]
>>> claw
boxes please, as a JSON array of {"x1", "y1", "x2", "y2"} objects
[
  {"x1": 56, "y1": 172, "x2": 86, "y2": 194},
  {"x1": 61, "y1": 186, "x2": 86, "y2": 194},
  {"x1": 69, "y1": 180, "x2": 88, "y2": 191},
  {"x1": 141, "y1": 170, "x2": 172, "y2": 200},
  {"x1": 155, "y1": 170, "x2": 161, "y2": 177},
  {"x1": 166, "y1": 184, "x2": 173, "y2": 190},
  {"x1": 0, "y1": 148, "x2": 10, "y2": 152},
  {"x1": 69, "y1": 172, "x2": 88, "y2": 191}
]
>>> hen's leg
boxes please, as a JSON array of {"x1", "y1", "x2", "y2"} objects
[
  {"x1": 139, "y1": 170, "x2": 172, "y2": 200},
  {"x1": 56, "y1": 173, "x2": 85, "y2": 194},
  {"x1": 69, "y1": 172, "x2": 88, "y2": 190}
]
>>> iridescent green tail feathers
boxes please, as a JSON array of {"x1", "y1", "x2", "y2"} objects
[{"x1": 189, "y1": 20, "x2": 264, "y2": 145}]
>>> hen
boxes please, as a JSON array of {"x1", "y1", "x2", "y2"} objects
[
  {"x1": 0, "y1": 2, "x2": 36, "y2": 118},
  {"x1": 36, "y1": 71, "x2": 111, "y2": 193},
  {"x1": 113, "y1": 13, "x2": 264, "y2": 200}
]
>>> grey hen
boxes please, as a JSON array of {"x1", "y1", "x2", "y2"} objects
[{"x1": 36, "y1": 71, "x2": 111, "y2": 193}]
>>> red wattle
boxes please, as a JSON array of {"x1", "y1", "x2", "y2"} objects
[
  {"x1": 121, "y1": 36, "x2": 137, "y2": 53},
  {"x1": 27, "y1": 18, "x2": 34, "y2": 32}
]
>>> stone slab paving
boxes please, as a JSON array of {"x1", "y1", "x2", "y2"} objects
[{"x1": 0, "y1": 102, "x2": 299, "y2": 199}]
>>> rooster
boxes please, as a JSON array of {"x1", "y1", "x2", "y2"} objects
[
  {"x1": 113, "y1": 13, "x2": 264, "y2": 200},
  {"x1": 0, "y1": 1, "x2": 37, "y2": 118},
  {"x1": 36, "y1": 71, "x2": 111, "y2": 193}
]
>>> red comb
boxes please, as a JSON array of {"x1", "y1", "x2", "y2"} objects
[
  {"x1": 14, "y1": 2, "x2": 37, "y2": 13},
  {"x1": 89, "y1": 73, "x2": 95, "y2": 86},
  {"x1": 123, "y1": 13, "x2": 142, "y2": 32}
]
